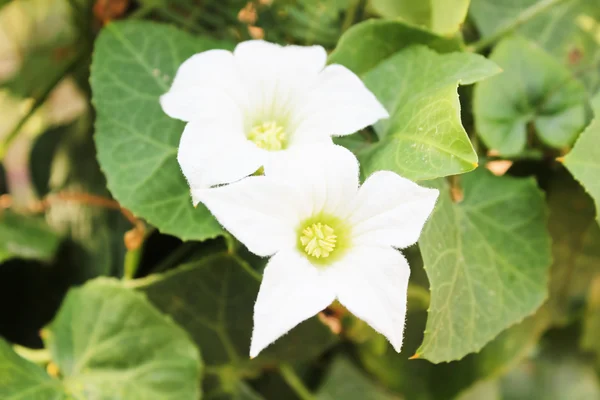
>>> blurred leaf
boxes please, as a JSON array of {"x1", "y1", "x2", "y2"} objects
[
  {"x1": 45, "y1": 121, "x2": 129, "y2": 279},
  {"x1": 43, "y1": 278, "x2": 201, "y2": 399},
  {"x1": 417, "y1": 168, "x2": 552, "y2": 362},
  {"x1": 328, "y1": 19, "x2": 462, "y2": 76},
  {"x1": 433, "y1": 309, "x2": 551, "y2": 398},
  {"x1": 91, "y1": 21, "x2": 226, "y2": 241},
  {"x1": 474, "y1": 37, "x2": 588, "y2": 156},
  {"x1": 564, "y1": 93, "x2": 600, "y2": 224},
  {"x1": 134, "y1": 253, "x2": 337, "y2": 393},
  {"x1": 0, "y1": 337, "x2": 65, "y2": 399},
  {"x1": 470, "y1": 0, "x2": 600, "y2": 91},
  {"x1": 360, "y1": 46, "x2": 499, "y2": 180},
  {"x1": 456, "y1": 381, "x2": 501, "y2": 400},
  {"x1": 29, "y1": 124, "x2": 68, "y2": 197},
  {"x1": 546, "y1": 172, "x2": 600, "y2": 324},
  {"x1": 279, "y1": 0, "x2": 355, "y2": 47},
  {"x1": 500, "y1": 352, "x2": 600, "y2": 400},
  {"x1": 370, "y1": 0, "x2": 470, "y2": 35},
  {"x1": 316, "y1": 357, "x2": 399, "y2": 400},
  {"x1": 0, "y1": 210, "x2": 61, "y2": 264},
  {"x1": 581, "y1": 276, "x2": 600, "y2": 360}
]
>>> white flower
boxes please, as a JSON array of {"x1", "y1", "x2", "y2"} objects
[
  {"x1": 160, "y1": 40, "x2": 388, "y2": 203},
  {"x1": 196, "y1": 145, "x2": 439, "y2": 357}
]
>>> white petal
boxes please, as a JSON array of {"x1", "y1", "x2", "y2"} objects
[
  {"x1": 250, "y1": 250, "x2": 335, "y2": 358},
  {"x1": 194, "y1": 177, "x2": 302, "y2": 257},
  {"x1": 178, "y1": 117, "x2": 265, "y2": 195},
  {"x1": 263, "y1": 144, "x2": 359, "y2": 218},
  {"x1": 233, "y1": 41, "x2": 327, "y2": 121},
  {"x1": 332, "y1": 246, "x2": 410, "y2": 352},
  {"x1": 160, "y1": 50, "x2": 247, "y2": 122},
  {"x1": 290, "y1": 64, "x2": 388, "y2": 143},
  {"x1": 349, "y1": 171, "x2": 439, "y2": 249}
]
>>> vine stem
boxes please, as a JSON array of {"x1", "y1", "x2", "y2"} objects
[
  {"x1": 279, "y1": 364, "x2": 317, "y2": 400},
  {"x1": 467, "y1": 0, "x2": 568, "y2": 53}
]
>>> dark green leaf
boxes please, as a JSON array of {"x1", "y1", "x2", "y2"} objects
[
  {"x1": 474, "y1": 37, "x2": 588, "y2": 156},
  {"x1": 91, "y1": 21, "x2": 226, "y2": 241},
  {"x1": 316, "y1": 357, "x2": 398, "y2": 400},
  {"x1": 29, "y1": 125, "x2": 69, "y2": 198},
  {"x1": 418, "y1": 168, "x2": 552, "y2": 362},
  {"x1": 134, "y1": 253, "x2": 337, "y2": 384}
]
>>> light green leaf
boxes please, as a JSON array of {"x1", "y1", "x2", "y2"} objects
[
  {"x1": 91, "y1": 21, "x2": 226, "y2": 241},
  {"x1": 370, "y1": 0, "x2": 470, "y2": 35},
  {"x1": 317, "y1": 357, "x2": 398, "y2": 400},
  {"x1": 469, "y1": 0, "x2": 600, "y2": 91},
  {"x1": 328, "y1": 19, "x2": 462, "y2": 76},
  {"x1": 0, "y1": 338, "x2": 66, "y2": 400},
  {"x1": 360, "y1": 46, "x2": 500, "y2": 181},
  {"x1": 43, "y1": 278, "x2": 201, "y2": 400},
  {"x1": 133, "y1": 253, "x2": 337, "y2": 383},
  {"x1": 0, "y1": 211, "x2": 61, "y2": 264},
  {"x1": 417, "y1": 168, "x2": 552, "y2": 362},
  {"x1": 474, "y1": 37, "x2": 588, "y2": 156},
  {"x1": 564, "y1": 93, "x2": 600, "y2": 224}
]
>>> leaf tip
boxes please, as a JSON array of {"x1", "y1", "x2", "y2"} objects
[
  {"x1": 556, "y1": 156, "x2": 565, "y2": 163},
  {"x1": 408, "y1": 353, "x2": 420, "y2": 360},
  {"x1": 472, "y1": 162, "x2": 479, "y2": 168}
]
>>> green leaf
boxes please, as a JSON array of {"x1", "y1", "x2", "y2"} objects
[
  {"x1": 133, "y1": 253, "x2": 337, "y2": 386},
  {"x1": 469, "y1": 0, "x2": 600, "y2": 91},
  {"x1": 43, "y1": 278, "x2": 201, "y2": 400},
  {"x1": 328, "y1": 19, "x2": 462, "y2": 76},
  {"x1": 360, "y1": 46, "x2": 500, "y2": 181},
  {"x1": 0, "y1": 338, "x2": 66, "y2": 400},
  {"x1": 564, "y1": 93, "x2": 600, "y2": 224},
  {"x1": 474, "y1": 37, "x2": 588, "y2": 156},
  {"x1": 417, "y1": 168, "x2": 552, "y2": 362},
  {"x1": 316, "y1": 357, "x2": 397, "y2": 400},
  {"x1": 370, "y1": 0, "x2": 470, "y2": 35},
  {"x1": 91, "y1": 20, "x2": 226, "y2": 241},
  {"x1": 0, "y1": 211, "x2": 62, "y2": 264}
]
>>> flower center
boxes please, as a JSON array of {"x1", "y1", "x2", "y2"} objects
[
  {"x1": 248, "y1": 121, "x2": 286, "y2": 151},
  {"x1": 300, "y1": 223, "x2": 337, "y2": 259}
]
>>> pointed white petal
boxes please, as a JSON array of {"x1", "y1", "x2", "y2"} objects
[
  {"x1": 332, "y1": 246, "x2": 410, "y2": 352},
  {"x1": 195, "y1": 178, "x2": 303, "y2": 257},
  {"x1": 349, "y1": 171, "x2": 439, "y2": 249},
  {"x1": 290, "y1": 64, "x2": 388, "y2": 142},
  {"x1": 178, "y1": 117, "x2": 265, "y2": 194},
  {"x1": 160, "y1": 50, "x2": 248, "y2": 121},
  {"x1": 263, "y1": 144, "x2": 359, "y2": 218},
  {"x1": 250, "y1": 250, "x2": 335, "y2": 357},
  {"x1": 233, "y1": 41, "x2": 327, "y2": 121}
]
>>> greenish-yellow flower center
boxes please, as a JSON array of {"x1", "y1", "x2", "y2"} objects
[
  {"x1": 300, "y1": 223, "x2": 337, "y2": 259},
  {"x1": 248, "y1": 121, "x2": 286, "y2": 151}
]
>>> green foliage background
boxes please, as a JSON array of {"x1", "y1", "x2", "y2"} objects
[{"x1": 0, "y1": 0, "x2": 599, "y2": 399}]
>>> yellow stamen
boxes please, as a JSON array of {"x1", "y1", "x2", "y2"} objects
[
  {"x1": 248, "y1": 121, "x2": 286, "y2": 151},
  {"x1": 300, "y1": 223, "x2": 337, "y2": 258}
]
